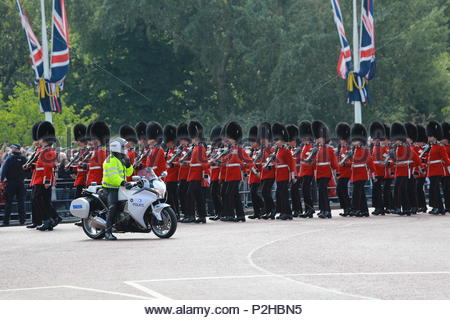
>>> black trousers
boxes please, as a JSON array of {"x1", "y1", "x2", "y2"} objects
[
  {"x1": 249, "y1": 183, "x2": 264, "y2": 216},
  {"x1": 31, "y1": 185, "x2": 41, "y2": 225},
  {"x1": 261, "y1": 178, "x2": 275, "y2": 214},
  {"x1": 166, "y1": 181, "x2": 179, "y2": 217},
  {"x1": 317, "y1": 177, "x2": 331, "y2": 212},
  {"x1": 210, "y1": 180, "x2": 223, "y2": 217},
  {"x1": 203, "y1": 186, "x2": 214, "y2": 216},
  {"x1": 407, "y1": 177, "x2": 418, "y2": 209},
  {"x1": 224, "y1": 180, "x2": 244, "y2": 218},
  {"x1": 416, "y1": 177, "x2": 427, "y2": 209},
  {"x1": 105, "y1": 188, "x2": 119, "y2": 231},
  {"x1": 4, "y1": 181, "x2": 26, "y2": 223},
  {"x1": 178, "y1": 179, "x2": 189, "y2": 217},
  {"x1": 220, "y1": 181, "x2": 230, "y2": 217},
  {"x1": 187, "y1": 180, "x2": 206, "y2": 219},
  {"x1": 394, "y1": 176, "x2": 409, "y2": 211},
  {"x1": 442, "y1": 176, "x2": 450, "y2": 210},
  {"x1": 290, "y1": 179, "x2": 302, "y2": 212},
  {"x1": 336, "y1": 177, "x2": 351, "y2": 210},
  {"x1": 75, "y1": 185, "x2": 85, "y2": 199},
  {"x1": 383, "y1": 178, "x2": 394, "y2": 210},
  {"x1": 301, "y1": 175, "x2": 314, "y2": 211},
  {"x1": 429, "y1": 176, "x2": 443, "y2": 209},
  {"x1": 276, "y1": 180, "x2": 291, "y2": 215},
  {"x1": 33, "y1": 185, "x2": 57, "y2": 223},
  {"x1": 352, "y1": 180, "x2": 368, "y2": 212},
  {"x1": 371, "y1": 176, "x2": 384, "y2": 210}
]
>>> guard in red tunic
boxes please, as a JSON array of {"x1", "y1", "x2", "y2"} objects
[
  {"x1": 247, "y1": 125, "x2": 264, "y2": 219},
  {"x1": 86, "y1": 121, "x2": 109, "y2": 186},
  {"x1": 286, "y1": 124, "x2": 302, "y2": 217},
  {"x1": 390, "y1": 122, "x2": 420, "y2": 215},
  {"x1": 414, "y1": 125, "x2": 428, "y2": 213},
  {"x1": 405, "y1": 123, "x2": 419, "y2": 214},
  {"x1": 272, "y1": 123, "x2": 296, "y2": 220},
  {"x1": 222, "y1": 121, "x2": 253, "y2": 222},
  {"x1": 72, "y1": 124, "x2": 89, "y2": 198},
  {"x1": 25, "y1": 121, "x2": 42, "y2": 229},
  {"x1": 369, "y1": 122, "x2": 386, "y2": 215},
  {"x1": 208, "y1": 125, "x2": 224, "y2": 221},
  {"x1": 134, "y1": 121, "x2": 149, "y2": 176},
  {"x1": 335, "y1": 122, "x2": 352, "y2": 217},
  {"x1": 32, "y1": 121, "x2": 59, "y2": 231},
  {"x1": 426, "y1": 121, "x2": 450, "y2": 215},
  {"x1": 185, "y1": 121, "x2": 209, "y2": 223},
  {"x1": 119, "y1": 124, "x2": 138, "y2": 182},
  {"x1": 382, "y1": 124, "x2": 395, "y2": 213},
  {"x1": 259, "y1": 122, "x2": 277, "y2": 220},
  {"x1": 311, "y1": 121, "x2": 338, "y2": 219},
  {"x1": 163, "y1": 124, "x2": 180, "y2": 218},
  {"x1": 145, "y1": 121, "x2": 167, "y2": 178},
  {"x1": 176, "y1": 123, "x2": 192, "y2": 222},
  {"x1": 297, "y1": 121, "x2": 316, "y2": 218},
  {"x1": 440, "y1": 122, "x2": 450, "y2": 213},
  {"x1": 349, "y1": 123, "x2": 377, "y2": 217}
]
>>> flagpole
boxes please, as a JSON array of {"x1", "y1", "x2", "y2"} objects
[
  {"x1": 40, "y1": 0, "x2": 52, "y2": 123},
  {"x1": 352, "y1": 0, "x2": 362, "y2": 124}
]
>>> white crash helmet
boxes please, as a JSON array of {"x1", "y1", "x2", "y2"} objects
[{"x1": 109, "y1": 137, "x2": 127, "y2": 154}]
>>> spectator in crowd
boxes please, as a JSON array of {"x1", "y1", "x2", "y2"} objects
[{"x1": 1, "y1": 144, "x2": 27, "y2": 225}]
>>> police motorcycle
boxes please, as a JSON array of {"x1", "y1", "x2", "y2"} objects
[{"x1": 70, "y1": 141, "x2": 177, "y2": 240}]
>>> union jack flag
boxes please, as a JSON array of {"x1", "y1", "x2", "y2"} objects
[
  {"x1": 49, "y1": 0, "x2": 70, "y2": 83},
  {"x1": 16, "y1": 0, "x2": 43, "y2": 80},
  {"x1": 359, "y1": 0, "x2": 376, "y2": 80},
  {"x1": 330, "y1": 0, "x2": 352, "y2": 79}
]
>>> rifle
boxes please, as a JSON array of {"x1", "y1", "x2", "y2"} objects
[
  {"x1": 178, "y1": 145, "x2": 194, "y2": 163},
  {"x1": 418, "y1": 144, "x2": 431, "y2": 159},
  {"x1": 263, "y1": 146, "x2": 279, "y2": 170},
  {"x1": 384, "y1": 144, "x2": 398, "y2": 167},
  {"x1": 167, "y1": 145, "x2": 184, "y2": 167},
  {"x1": 339, "y1": 145, "x2": 355, "y2": 167},
  {"x1": 133, "y1": 147, "x2": 151, "y2": 169},
  {"x1": 303, "y1": 144, "x2": 319, "y2": 164},
  {"x1": 292, "y1": 143, "x2": 304, "y2": 156},
  {"x1": 210, "y1": 146, "x2": 231, "y2": 164},
  {"x1": 22, "y1": 147, "x2": 42, "y2": 170}
]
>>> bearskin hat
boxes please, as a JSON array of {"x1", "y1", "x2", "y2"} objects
[
  {"x1": 31, "y1": 121, "x2": 42, "y2": 141},
  {"x1": 350, "y1": 123, "x2": 368, "y2": 144},
  {"x1": 248, "y1": 125, "x2": 258, "y2": 143},
  {"x1": 135, "y1": 121, "x2": 147, "y2": 141},
  {"x1": 37, "y1": 121, "x2": 56, "y2": 143},
  {"x1": 272, "y1": 122, "x2": 289, "y2": 142},
  {"x1": 119, "y1": 125, "x2": 137, "y2": 144},
  {"x1": 441, "y1": 122, "x2": 450, "y2": 141},
  {"x1": 383, "y1": 124, "x2": 390, "y2": 140},
  {"x1": 86, "y1": 123, "x2": 93, "y2": 141},
  {"x1": 258, "y1": 122, "x2": 272, "y2": 141},
  {"x1": 177, "y1": 122, "x2": 189, "y2": 141},
  {"x1": 225, "y1": 121, "x2": 243, "y2": 141},
  {"x1": 286, "y1": 124, "x2": 299, "y2": 142},
  {"x1": 391, "y1": 122, "x2": 407, "y2": 142},
  {"x1": 188, "y1": 120, "x2": 203, "y2": 140},
  {"x1": 210, "y1": 125, "x2": 223, "y2": 144},
  {"x1": 163, "y1": 124, "x2": 177, "y2": 143},
  {"x1": 369, "y1": 122, "x2": 385, "y2": 140},
  {"x1": 336, "y1": 122, "x2": 351, "y2": 141},
  {"x1": 312, "y1": 120, "x2": 328, "y2": 140},
  {"x1": 404, "y1": 122, "x2": 418, "y2": 142},
  {"x1": 416, "y1": 124, "x2": 427, "y2": 143},
  {"x1": 298, "y1": 120, "x2": 313, "y2": 139},
  {"x1": 426, "y1": 121, "x2": 443, "y2": 140},
  {"x1": 90, "y1": 121, "x2": 110, "y2": 145},
  {"x1": 146, "y1": 121, "x2": 163, "y2": 143},
  {"x1": 74, "y1": 123, "x2": 87, "y2": 142}
]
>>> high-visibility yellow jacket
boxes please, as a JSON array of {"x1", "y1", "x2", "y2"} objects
[{"x1": 102, "y1": 155, "x2": 133, "y2": 189}]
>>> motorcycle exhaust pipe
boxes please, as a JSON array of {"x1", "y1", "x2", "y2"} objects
[{"x1": 90, "y1": 217, "x2": 106, "y2": 229}]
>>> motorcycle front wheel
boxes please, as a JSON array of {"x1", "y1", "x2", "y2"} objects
[
  {"x1": 150, "y1": 207, "x2": 177, "y2": 239},
  {"x1": 82, "y1": 218, "x2": 106, "y2": 240}
]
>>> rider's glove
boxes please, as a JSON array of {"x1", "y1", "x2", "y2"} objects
[{"x1": 120, "y1": 181, "x2": 133, "y2": 189}]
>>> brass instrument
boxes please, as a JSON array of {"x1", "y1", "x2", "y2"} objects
[
  {"x1": 338, "y1": 145, "x2": 355, "y2": 167},
  {"x1": 263, "y1": 146, "x2": 279, "y2": 170}
]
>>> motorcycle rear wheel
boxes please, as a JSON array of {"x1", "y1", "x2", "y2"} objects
[
  {"x1": 150, "y1": 207, "x2": 177, "y2": 239},
  {"x1": 82, "y1": 218, "x2": 106, "y2": 239}
]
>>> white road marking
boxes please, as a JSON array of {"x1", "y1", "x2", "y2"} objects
[
  {"x1": 124, "y1": 281, "x2": 172, "y2": 300},
  {"x1": 0, "y1": 285, "x2": 65, "y2": 292}
]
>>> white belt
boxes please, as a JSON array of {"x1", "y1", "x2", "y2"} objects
[
  {"x1": 190, "y1": 163, "x2": 202, "y2": 167},
  {"x1": 35, "y1": 167, "x2": 44, "y2": 171},
  {"x1": 89, "y1": 166, "x2": 101, "y2": 170},
  {"x1": 373, "y1": 161, "x2": 384, "y2": 164},
  {"x1": 429, "y1": 160, "x2": 442, "y2": 164},
  {"x1": 226, "y1": 163, "x2": 241, "y2": 167},
  {"x1": 275, "y1": 164, "x2": 288, "y2": 168},
  {"x1": 352, "y1": 164, "x2": 367, "y2": 168},
  {"x1": 317, "y1": 162, "x2": 330, "y2": 166},
  {"x1": 77, "y1": 169, "x2": 86, "y2": 172},
  {"x1": 396, "y1": 161, "x2": 412, "y2": 165},
  {"x1": 211, "y1": 166, "x2": 220, "y2": 169},
  {"x1": 151, "y1": 166, "x2": 158, "y2": 169}
]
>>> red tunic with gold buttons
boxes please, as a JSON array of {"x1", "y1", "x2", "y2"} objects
[
  {"x1": 74, "y1": 147, "x2": 89, "y2": 186},
  {"x1": 337, "y1": 145, "x2": 352, "y2": 179},
  {"x1": 145, "y1": 146, "x2": 167, "y2": 177},
  {"x1": 274, "y1": 147, "x2": 296, "y2": 182},
  {"x1": 298, "y1": 143, "x2": 315, "y2": 178},
  {"x1": 86, "y1": 147, "x2": 106, "y2": 186},
  {"x1": 209, "y1": 148, "x2": 221, "y2": 183},
  {"x1": 426, "y1": 143, "x2": 450, "y2": 177},
  {"x1": 260, "y1": 147, "x2": 275, "y2": 180},
  {"x1": 29, "y1": 147, "x2": 42, "y2": 187},
  {"x1": 350, "y1": 146, "x2": 377, "y2": 183},
  {"x1": 248, "y1": 148, "x2": 262, "y2": 185},
  {"x1": 165, "y1": 147, "x2": 180, "y2": 183},
  {"x1": 313, "y1": 144, "x2": 338, "y2": 179},
  {"x1": 371, "y1": 144, "x2": 386, "y2": 178},
  {"x1": 382, "y1": 144, "x2": 395, "y2": 179},
  {"x1": 31, "y1": 147, "x2": 56, "y2": 185},
  {"x1": 224, "y1": 146, "x2": 253, "y2": 182},
  {"x1": 177, "y1": 146, "x2": 191, "y2": 181},
  {"x1": 187, "y1": 144, "x2": 209, "y2": 182},
  {"x1": 393, "y1": 144, "x2": 420, "y2": 178}
]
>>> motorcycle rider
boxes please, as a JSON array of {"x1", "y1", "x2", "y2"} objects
[{"x1": 102, "y1": 138, "x2": 134, "y2": 240}]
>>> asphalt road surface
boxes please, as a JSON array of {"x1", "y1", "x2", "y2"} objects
[{"x1": 1, "y1": 210, "x2": 450, "y2": 300}]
